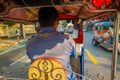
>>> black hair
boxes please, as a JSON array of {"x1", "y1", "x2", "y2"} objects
[{"x1": 38, "y1": 7, "x2": 59, "y2": 28}]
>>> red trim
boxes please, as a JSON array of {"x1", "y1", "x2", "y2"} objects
[
  {"x1": 59, "y1": 14, "x2": 78, "y2": 20},
  {"x1": 0, "y1": 19, "x2": 3, "y2": 22},
  {"x1": 74, "y1": 28, "x2": 83, "y2": 43}
]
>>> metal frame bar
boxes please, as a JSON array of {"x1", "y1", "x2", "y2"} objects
[
  {"x1": 86, "y1": 9, "x2": 119, "y2": 80},
  {"x1": 111, "y1": 10, "x2": 119, "y2": 80}
]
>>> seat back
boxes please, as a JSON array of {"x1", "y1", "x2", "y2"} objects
[{"x1": 28, "y1": 57, "x2": 67, "y2": 80}]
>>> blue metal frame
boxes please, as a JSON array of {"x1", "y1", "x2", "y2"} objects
[{"x1": 79, "y1": 46, "x2": 84, "y2": 80}]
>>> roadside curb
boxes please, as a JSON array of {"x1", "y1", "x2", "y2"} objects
[{"x1": 0, "y1": 42, "x2": 26, "y2": 56}]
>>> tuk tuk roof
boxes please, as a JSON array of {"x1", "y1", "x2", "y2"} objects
[{"x1": 0, "y1": 0, "x2": 119, "y2": 22}]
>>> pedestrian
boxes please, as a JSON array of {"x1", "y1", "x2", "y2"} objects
[
  {"x1": 15, "y1": 28, "x2": 20, "y2": 42},
  {"x1": 26, "y1": 7, "x2": 77, "y2": 80},
  {"x1": 108, "y1": 26, "x2": 114, "y2": 45}
]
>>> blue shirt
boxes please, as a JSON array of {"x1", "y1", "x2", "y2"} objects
[{"x1": 26, "y1": 27, "x2": 77, "y2": 80}]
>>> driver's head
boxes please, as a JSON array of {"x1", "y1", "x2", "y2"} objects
[{"x1": 38, "y1": 7, "x2": 59, "y2": 28}]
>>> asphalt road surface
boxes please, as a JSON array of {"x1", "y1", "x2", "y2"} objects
[
  {"x1": 0, "y1": 31, "x2": 120, "y2": 80},
  {"x1": 84, "y1": 31, "x2": 120, "y2": 80},
  {"x1": 0, "y1": 47, "x2": 30, "y2": 79}
]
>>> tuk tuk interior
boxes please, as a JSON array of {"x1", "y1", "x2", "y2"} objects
[{"x1": 0, "y1": 0, "x2": 120, "y2": 80}]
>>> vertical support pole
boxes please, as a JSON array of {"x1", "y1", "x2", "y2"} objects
[
  {"x1": 19, "y1": 23, "x2": 22, "y2": 39},
  {"x1": 6, "y1": 25, "x2": 9, "y2": 38},
  {"x1": 111, "y1": 10, "x2": 119, "y2": 80},
  {"x1": 20, "y1": 23, "x2": 26, "y2": 39},
  {"x1": 22, "y1": 24, "x2": 26, "y2": 39},
  {"x1": 79, "y1": 46, "x2": 84, "y2": 80}
]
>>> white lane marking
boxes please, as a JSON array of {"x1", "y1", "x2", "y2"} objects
[
  {"x1": 9, "y1": 55, "x2": 27, "y2": 66},
  {"x1": 26, "y1": 59, "x2": 31, "y2": 63}
]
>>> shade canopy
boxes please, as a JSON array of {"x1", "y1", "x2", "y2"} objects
[{"x1": 0, "y1": 0, "x2": 119, "y2": 22}]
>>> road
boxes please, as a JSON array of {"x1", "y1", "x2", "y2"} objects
[
  {"x1": 84, "y1": 31, "x2": 120, "y2": 80},
  {"x1": 0, "y1": 47, "x2": 30, "y2": 79},
  {"x1": 0, "y1": 31, "x2": 120, "y2": 80}
]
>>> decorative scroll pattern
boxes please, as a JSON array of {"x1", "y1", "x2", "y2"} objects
[{"x1": 28, "y1": 57, "x2": 66, "y2": 80}]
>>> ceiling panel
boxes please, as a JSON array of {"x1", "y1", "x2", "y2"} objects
[{"x1": 0, "y1": 0, "x2": 119, "y2": 22}]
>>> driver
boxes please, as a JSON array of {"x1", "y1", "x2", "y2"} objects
[{"x1": 26, "y1": 7, "x2": 77, "y2": 80}]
